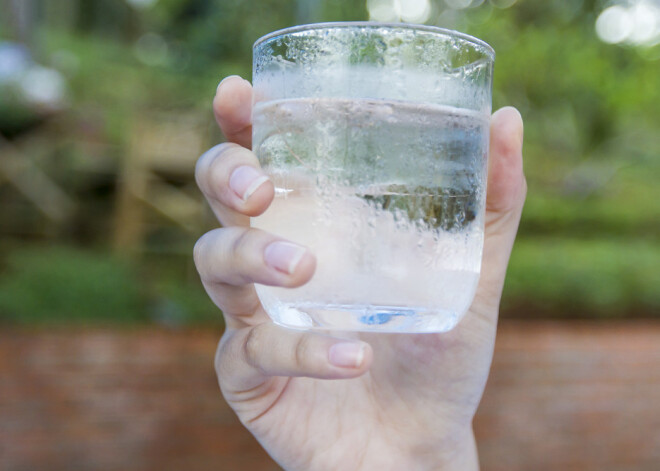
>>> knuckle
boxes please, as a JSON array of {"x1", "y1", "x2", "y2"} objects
[
  {"x1": 229, "y1": 230, "x2": 264, "y2": 285},
  {"x1": 231, "y1": 228, "x2": 254, "y2": 257},
  {"x1": 214, "y1": 335, "x2": 227, "y2": 375},
  {"x1": 193, "y1": 233, "x2": 210, "y2": 274},
  {"x1": 195, "y1": 143, "x2": 239, "y2": 193},
  {"x1": 195, "y1": 227, "x2": 259, "y2": 286},
  {"x1": 193, "y1": 230, "x2": 222, "y2": 280},
  {"x1": 195, "y1": 144, "x2": 223, "y2": 185},
  {"x1": 215, "y1": 331, "x2": 241, "y2": 383},
  {"x1": 243, "y1": 324, "x2": 267, "y2": 368},
  {"x1": 294, "y1": 336, "x2": 314, "y2": 370}
]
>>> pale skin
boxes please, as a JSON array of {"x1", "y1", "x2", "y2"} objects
[{"x1": 194, "y1": 75, "x2": 526, "y2": 471}]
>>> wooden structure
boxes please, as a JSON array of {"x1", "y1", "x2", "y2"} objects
[
  {"x1": 0, "y1": 132, "x2": 74, "y2": 224},
  {"x1": 112, "y1": 113, "x2": 211, "y2": 256}
]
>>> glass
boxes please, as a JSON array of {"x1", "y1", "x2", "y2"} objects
[{"x1": 251, "y1": 22, "x2": 494, "y2": 333}]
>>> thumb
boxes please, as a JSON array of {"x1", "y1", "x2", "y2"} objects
[{"x1": 474, "y1": 106, "x2": 526, "y2": 313}]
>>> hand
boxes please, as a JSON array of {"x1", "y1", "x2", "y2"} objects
[{"x1": 194, "y1": 75, "x2": 526, "y2": 471}]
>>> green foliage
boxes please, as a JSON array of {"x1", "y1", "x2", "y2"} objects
[
  {"x1": 520, "y1": 165, "x2": 660, "y2": 238},
  {"x1": 456, "y1": 4, "x2": 659, "y2": 320},
  {"x1": 0, "y1": 247, "x2": 144, "y2": 325},
  {"x1": 0, "y1": 246, "x2": 220, "y2": 327},
  {"x1": 154, "y1": 0, "x2": 298, "y2": 70},
  {"x1": 149, "y1": 276, "x2": 220, "y2": 327},
  {"x1": 1, "y1": 1, "x2": 658, "y2": 323},
  {"x1": 504, "y1": 239, "x2": 660, "y2": 318},
  {"x1": 37, "y1": 29, "x2": 237, "y2": 114}
]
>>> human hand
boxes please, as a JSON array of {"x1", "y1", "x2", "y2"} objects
[{"x1": 194, "y1": 76, "x2": 526, "y2": 471}]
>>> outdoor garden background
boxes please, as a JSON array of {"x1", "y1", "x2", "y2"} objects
[{"x1": 1, "y1": 0, "x2": 659, "y2": 470}]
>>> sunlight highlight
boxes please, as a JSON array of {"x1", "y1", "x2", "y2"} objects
[
  {"x1": 367, "y1": 0, "x2": 432, "y2": 24},
  {"x1": 596, "y1": 0, "x2": 660, "y2": 46}
]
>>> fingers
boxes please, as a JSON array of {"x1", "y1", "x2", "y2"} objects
[
  {"x1": 194, "y1": 226, "x2": 316, "y2": 326},
  {"x1": 217, "y1": 323, "x2": 373, "y2": 394},
  {"x1": 214, "y1": 75, "x2": 253, "y2": 148},
  {"x1": 194, "y1": 227, "x2": 316, "y2": 288},
  {"x1": 195, "y1": 142, "x2": 274, "y2": 226}
]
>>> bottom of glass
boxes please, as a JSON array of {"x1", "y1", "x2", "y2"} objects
[{"x1": 266, "y1": 302, "x2": 463, "y2": 333}]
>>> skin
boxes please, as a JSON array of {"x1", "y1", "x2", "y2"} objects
[{"x1": 194, "y1": 75, "x2": 526, "y2": 471}]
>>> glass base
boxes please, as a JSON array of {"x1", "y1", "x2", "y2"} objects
[{"x1": 268, "y1": 302, "x2": 462, "y2": 333}]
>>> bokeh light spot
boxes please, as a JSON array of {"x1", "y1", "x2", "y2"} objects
[
  {"x1": 397, "y1": 0, "x2": 432, "y2": 23},
  {"x1": 367, "y1": 0, "x2": 431, "y2": 23},
  {"x1": 125, "y1": 0, "x2": 158, "y2": 9},
  {"x1": 134, "y1": 33, "x2": 169, "y2": 67},
  {"x1": 596, "y1": 1, "x2": 660, "y2": 47},
  {"x1": 628, "y1": 2, "x2": 659, "y2": 44},
  {"x1": 367, "y1": 0, "x2": 399, "y2": 22},
  {"x1": 20, "y1": 66, "x2": 66, "y2": 107},
  {"x1": 489, "y1": 0, "x2": 517, "y2": 9},
  {"x1": 596, "y1": 6, "x2": 633, "y2": 44},
  {"x1": 445, "y1": 0, "x2": 473, "y2": 10}
]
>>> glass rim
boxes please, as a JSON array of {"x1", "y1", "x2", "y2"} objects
[{"x1": 253, "y1": 21, "x2": 495, "y2": 60}]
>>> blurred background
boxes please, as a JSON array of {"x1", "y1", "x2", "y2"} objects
[{"x1": 0, "y1": 0, "x2": 658, "y2": 470}]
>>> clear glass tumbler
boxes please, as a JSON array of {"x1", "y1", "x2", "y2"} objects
[{"x1": 251, "y1": 22, "x2": 494, "y2": 333}]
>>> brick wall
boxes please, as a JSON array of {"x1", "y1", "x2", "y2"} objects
[{"x1": 1, "y1": 322, "x2": 658, "y2": 470}]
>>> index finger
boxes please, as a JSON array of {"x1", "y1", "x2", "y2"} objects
[{"x1": 213, "y1": 76, "x2": 253, "y2": 148}]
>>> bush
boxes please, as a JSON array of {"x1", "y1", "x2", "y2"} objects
[
  {"x1": 503, "y1": 238, "x2": 660, "y2": 318},
  {"x1": 0, "y1": 245, "x2": 221, "y2": 327},
  {"x1": 0, "y1": 246, "x2": 145, "y2": 325}
]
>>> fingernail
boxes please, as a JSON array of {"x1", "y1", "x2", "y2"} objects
[
  {"x1": 229, "y1": 166, "x2": 270, "y2": 202},
  {"x1": 328, "y1": 342, "x2": 366, "y2": 369},
  {"x1": 216, "y1": 75, "x2": 241, "y2": 94},
  {"x1": 264, "y1": 241, "x2": 306, "y2": 275}
]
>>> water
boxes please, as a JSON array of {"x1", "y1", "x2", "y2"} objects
[{"x1": 252, "y1": 97, "x2": 489, "y2": 332}]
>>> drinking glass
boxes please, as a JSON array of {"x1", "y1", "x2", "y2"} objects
[{"x1": 251, "y1": 22, "x2": 494, "y2": 333}]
